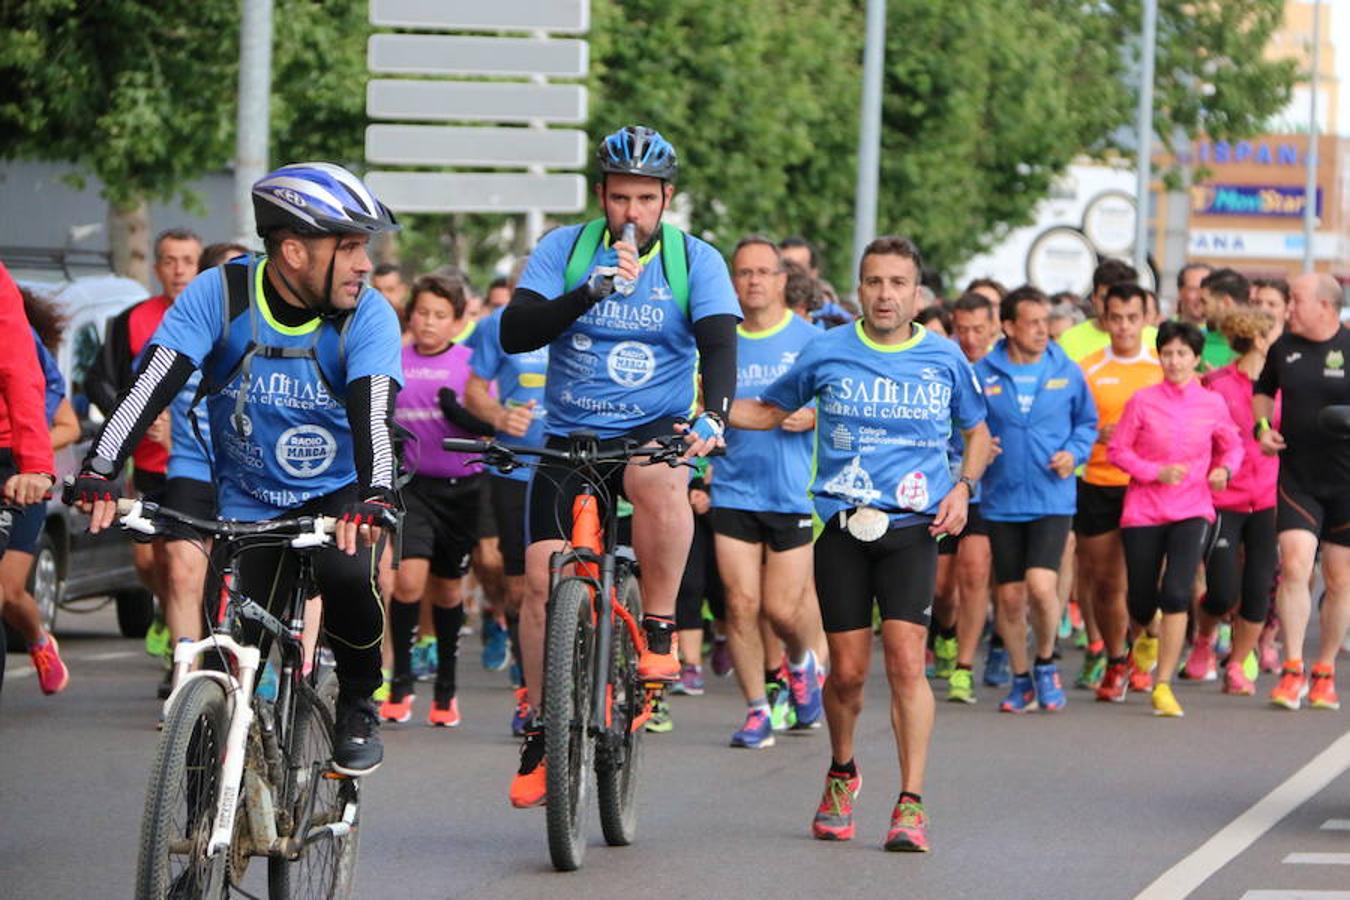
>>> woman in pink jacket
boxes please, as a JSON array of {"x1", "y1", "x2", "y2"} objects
[
  {"x1": 1190, "y1": 308, "x2": 1282, "y2": 694},
  {"x1": 1108, "y1": 321, "x2": 1243, "y2": 718}
]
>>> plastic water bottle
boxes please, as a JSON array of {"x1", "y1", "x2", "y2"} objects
[{"x1": 613, "y1": 223, "x2": 638, "y2": 296}]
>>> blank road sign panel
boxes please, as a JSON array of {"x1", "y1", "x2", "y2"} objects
[
  {"x1": 370, "y1": 0, "x2": 589, "y2": 33},
  {"x1": 365, "y1": 125, "x2": 586, "y2": 168},
  {"x1": 368, "y1": 34, "x2": 587, "y2": 78},
  {"x1": 366, "y1": 171, "x2": 586, "y2": 213},
  {"x1": 366, "y1": 80, "x2": 587, "y2": 124}
]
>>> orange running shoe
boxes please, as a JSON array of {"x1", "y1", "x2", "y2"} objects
[
  {"x1": 1096, "y1": 660, "x2": 1129, "y2": 703},
  {"x1": 1308, "y1": 664, "x2": 1340, "y2": 711},
  {"x1": 29, "y1": 633, "x2": 69, "y2": 695},
  {"x1": 1269, "y1": 662, "x2": 1307, "y2": 710},
  {"x1": 428, "y1": 696, "x2": 461, "y2": 727},
  {"x1": 1127, "y1": 663, "x2": 1153, "y2": 694},
  {"x1": 509, "y1": 727, "x2": 547, "y2": 808},
  {"x1": 378, "y1": 683, "x2": 414, "y2": 723},
  {"x1": 637, "y1": 616, "x2": 681, "y2": 682}
]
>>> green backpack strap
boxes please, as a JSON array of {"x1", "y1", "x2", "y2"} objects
[
  {"x1": 563, "y1": 218, "x2": 607, "y2": 293},
  {"x1": 562, "y1": 217, "x2": 690, "y2": 318},
  {"x1": 660, "y1": 221, "x2": 689, "y2": 318}
]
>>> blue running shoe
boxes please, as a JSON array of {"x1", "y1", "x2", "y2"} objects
[
  {"x1": 999, "y1": 673, "x2": 1038, "y2": 713},
  {"x1": 412, "y1": 636, "x2": 438, "y2": 682},
  {"x1": 481, "y1": 619, "x2": 510, "y2": 672},
  {"x1": 984, "y1": 644, "x2": 1011, "y2": 687},
  {"x1": 730, "y1": 706, "x2": 775, "y2": 749},
  {"x1": 1033, "y1": 662, "x2": 1067, "y2": 711},
  {"x1": 789, "y1": 651, "x2": 824, "y2": 729}
]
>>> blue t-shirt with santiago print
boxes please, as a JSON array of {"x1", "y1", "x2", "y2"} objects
[
  {"x1": 713, "y1": 311, "x2": 818, "y2": 514},
  {"x1": 149, "y1": 259, "x2": 404, "y2": 519},
  {"x1": 761, "y1": 321, "x2": 986, "y2": 527},
  {"x1": 467, "y1": 306, "x2": 549, "y2": 483},
  {"x1": 516, "y1": 223, "x2": 741, "y2": 439}
]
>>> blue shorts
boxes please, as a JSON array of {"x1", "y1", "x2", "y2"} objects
[{"x1": 6, "y1": 501, "x2": 45, "y2": 555}]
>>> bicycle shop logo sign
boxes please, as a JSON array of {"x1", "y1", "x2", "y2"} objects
[{"x1": 276, "y1": 425, "x2": 338, "y2": 478}]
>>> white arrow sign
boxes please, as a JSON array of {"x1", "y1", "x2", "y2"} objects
[
  {"x1": 370, "y1": 0, "x2": 589, "y2": 33},
  {"x1": 366, "y1": 171, "x2": 587, "y2": 213},
  {"x1": 365, "y1": 125, "x2": 586, "y2": 168},
  {"x1": 366, "y1": 80, "x2": 587, "y2": 124},
  {"x1": 368, "y1": 34, "x2": 587, "y2": 78}
]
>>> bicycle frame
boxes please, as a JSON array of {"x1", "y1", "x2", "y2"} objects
[
  {"x1": 159, "y1": 532, "x2": 326, "y2": 860},
  {"x1": 546, "y1": 488, "x2": 648, "y2": 762}
]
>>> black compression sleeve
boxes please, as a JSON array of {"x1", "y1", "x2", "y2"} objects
[
  {"x1": 500, "y1": 286, "x2": 596, "y2": 354},
  {"x1": 86, "y1": 345, "x2": 195, "y2": 471},
  {"x1": 438, "y1": 388, "x2": 495, "y2": 437},
  {"x1": 347, "y1": 375, "x2": 400, "y2": 499},
  {"x1": 694, "y1": 314, "x2": 739, "y2": 420}
]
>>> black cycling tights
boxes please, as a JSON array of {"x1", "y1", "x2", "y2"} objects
[
  {"x1": 207, "y1": 486, "x2": 385, "y2": 701},
  {"x1": 1122, "y1": 517, "x2": 1210, "y2": 626},
  {"x1": 1203, "y1": 508, "x2": 1277, "y2": 625}
]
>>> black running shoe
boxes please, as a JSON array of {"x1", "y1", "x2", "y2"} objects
[{"x1": 333, "y1": 695, "x2": 384, "y2": 776}]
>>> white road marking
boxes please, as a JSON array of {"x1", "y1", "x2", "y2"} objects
[
  {"x1": 1283, "y1": 853, "x2": 1350, "y2": 865},
  {"x1": 1320, "y1": 820, "x2": 1350, "y2": 831},
  {"x1": 6, "y1": 649, "x2": 139, "y2": 680},
  {"x1": 1135, "y1": 729, "x2": 1350, "y2": 900}
]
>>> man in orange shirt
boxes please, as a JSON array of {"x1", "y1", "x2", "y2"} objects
[{"x1": 1076, "y1": 284, "x2": 1162, "y2": 702}]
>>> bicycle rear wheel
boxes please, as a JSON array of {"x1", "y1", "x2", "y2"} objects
[
  {"x1": 269, "y1": 672, "x2": 361, "y2": 900},
  {"x1": 544, "y1": 577, "x2": 596, "y2": 871},
  {"x1": 134, "y1": 677, "x2": 231, "y2": 899},
  {"x1": 597, "y1": 573, "x2": 644, "y2": 846}
]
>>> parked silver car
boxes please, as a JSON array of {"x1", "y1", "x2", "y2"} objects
[{"x1": 14, "y1": 274, "x2": 157, "y2": 643}]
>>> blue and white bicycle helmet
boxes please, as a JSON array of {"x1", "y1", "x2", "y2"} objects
[
  {"x1": 597, "y1": 126, "x2": 678, "y2": 182},
  {"x1": 252, "y1": 162, "x2": 399, "y2": 238}
]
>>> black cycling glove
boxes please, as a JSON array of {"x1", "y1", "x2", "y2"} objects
[
  {"x1": 64, "y1": 472, "x2": 119, "y2": 507},
  {"x1": 339, "y1": 494, "x2": 399, "y2": 530}
]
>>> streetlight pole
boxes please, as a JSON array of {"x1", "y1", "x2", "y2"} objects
[
  {"x1": 1303, "y1": 0, "x2": 1322, "y2": 273},
  {"x1": 235, "y1": 0, "x2": 274, "y2": 245},
  {"x1": 1132, "y1": 0, "x2": 1158, "y2": 278},
  {"x1": 852, "y1": 0, "x2": 886, "y2": 285}
]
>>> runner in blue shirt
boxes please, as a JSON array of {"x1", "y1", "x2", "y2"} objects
[
  {"x1": 710, "y1": 235, "x2": 825, "y2": 750},
  {"x1": 69, "y1": 163, "x2": 404, "y2": 776},
  {"x1": 498, "y1": 126, "x2": 740, "y2": 808},
  {"x1": 975, "y1": 286, "x2": 1097, "y2": 715},
  {"x1": 732, "y1": 235, "x2": 992, "y2": 853},
  {"x1": 464, "y1": 295, "x2": 548, "y2": 733}
]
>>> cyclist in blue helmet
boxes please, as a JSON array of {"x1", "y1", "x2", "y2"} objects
[
  {"x1": 498, "y1": 125, "x2": 742, "y2": 807},
  {"x1": 70, "y1": 162, "x2": 405, "y2": 776}
]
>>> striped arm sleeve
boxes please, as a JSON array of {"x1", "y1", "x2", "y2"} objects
[
  {"x1": 347, "y1": 374, "x2": 399, "y2": 498},
  {"x1": 88, "y1": 345, "x2": 195, "y2": 470}
]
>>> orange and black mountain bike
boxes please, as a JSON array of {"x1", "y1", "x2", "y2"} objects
[{"x1": 444, "y1": 432, "x2": 693, "y2": 871}]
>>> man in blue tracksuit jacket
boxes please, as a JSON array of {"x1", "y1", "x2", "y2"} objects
[{"x1": 975, "y1": 286, "x2": 1098, "y2": 714}]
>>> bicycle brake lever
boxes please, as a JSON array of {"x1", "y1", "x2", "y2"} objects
[{"x1": 120, "y1": 500, "x2": 157, "y2": 536}]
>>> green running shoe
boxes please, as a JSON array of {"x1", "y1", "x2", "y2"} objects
[
  {"x1": 645, "y1": 697, "x2": 673, "y2": 733},
  {"x1": 933, "y1": 635, "x2": 957, "y2": 680},
  {"x1": 1242, "y1": 649, "x2": 1259, "y2": 684},
  {"x1": 144, "y1": 618, "x2": 171, "y2": 661},
  {"x1": 1075, "y1": 650, "x2": 1106, "y2": 690},
  {"x1": 768, "y1": 682, "x2": 796, "y2": 731},
  {"x1": 947, "y1": 667, "x2": 976, "y2": 704}
]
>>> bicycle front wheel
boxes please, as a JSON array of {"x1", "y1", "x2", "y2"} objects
[
  {"x1": 597, "y1": 572, "x2": 644, "y2": 846},
  {"x1": 135, "y1": 677, "x2": 231, "y2": 899},
  {"x1": 544, "y1": 577, "x2": 596, "y2": 871},
  {"x1": 269, "y1": 672, "x2": 361, "y2": 900}
]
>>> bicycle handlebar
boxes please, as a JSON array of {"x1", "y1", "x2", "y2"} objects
[
  {"x1": 114, "y1": 498, "x2": 338, "y2": 548},
  {"x1": 442, "y1": 432, "x2": 721, "y2": 473}
]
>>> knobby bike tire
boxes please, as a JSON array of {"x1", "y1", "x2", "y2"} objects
[
  {"x1": 134, "y1": 677, "x2": 231, "y2": 900},
  {"x1": 544, "y1": 577, "x2": 595, "y2": 871},
  {"x1": 268, "y1": 673, "x2": 360, "y2": 900},
  {"x1": 596, "y1": 573, "x2": 644, "y2": 847}
]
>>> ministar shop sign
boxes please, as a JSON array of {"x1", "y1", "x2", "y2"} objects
[{"x1": 1191, "y1": 184, "x2": 1322, "y2": 219}]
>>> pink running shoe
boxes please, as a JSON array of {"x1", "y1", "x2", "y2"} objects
[
  {"x1": 29, "y1": 633, "x2": 69, "y2": 695},
  {"x1": 811, "y1": 768, "x2": 861, "y2": 841},
  {"x1": 1182, "y1": 636, "x2": 1217, "y2": 682},
  {"x1": 1222, "y1": 661, "x2": 1255, "y2": 696},
  {"x1": 884, "y1": 799, "x2": 930, "y2": 852}
]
